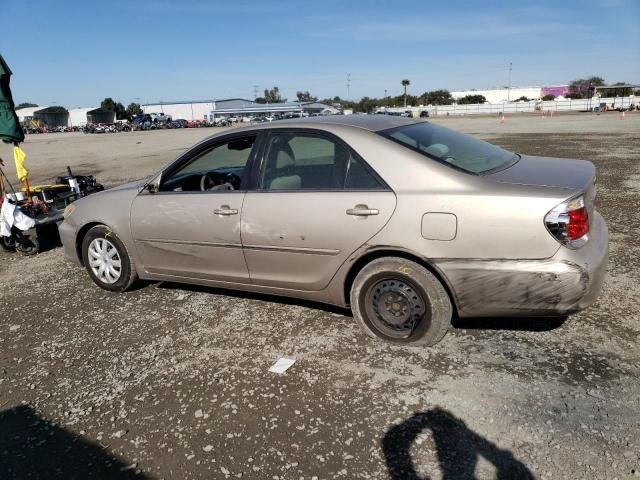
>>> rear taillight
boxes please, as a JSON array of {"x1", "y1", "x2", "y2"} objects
[{"x1": 545, "y1": 195, "x2": 589, "y2": 248}]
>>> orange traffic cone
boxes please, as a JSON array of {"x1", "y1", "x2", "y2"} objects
[
  {"x1": 500, "y1": 114, "x2": 505, "y2": 124},
  {"x1": 619, "y1": 111, "x2": 625, "y2": 120}
]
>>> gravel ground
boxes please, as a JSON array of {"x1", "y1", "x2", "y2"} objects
[{"x1": 1, "y1": 113, "x2": 639, "y2": 479}]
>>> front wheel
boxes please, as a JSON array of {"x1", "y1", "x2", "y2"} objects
[
  {"x1": 81, "y1": 225, "x2": 138, "y2": 292},
  {"x1": 350, "y1": 257, "x2": 452, "y2": 346}
]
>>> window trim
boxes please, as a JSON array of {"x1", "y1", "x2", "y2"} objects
[
  {"x1": 253, "y1": 128, "x2": 391, "y2": 193},
  {"x1": 154, "y1": 130, "x2": 263, "y2": 195}
]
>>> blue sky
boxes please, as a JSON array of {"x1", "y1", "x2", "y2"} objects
[{"x1": 2, "y1": 0, "x2": 639, "y2": 107}]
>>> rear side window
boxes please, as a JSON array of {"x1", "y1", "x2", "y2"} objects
[
  {"x1": 381, "y1": 122, "x2": 518, "y2": 174},
  {"x1": 259, "y1": 132, "x2": 385, "y2": 191}
]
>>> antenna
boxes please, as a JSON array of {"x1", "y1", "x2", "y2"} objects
[
  {"x1": 253, "y1": 85, "x2": 258, "y2": 99},
  {"x1": 347, "y1": 73, "x2": 351, "y2": 100}
]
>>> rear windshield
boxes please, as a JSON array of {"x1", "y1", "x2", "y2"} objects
[{"x1": 380, "y1": 122, "x2": 518, "y2": 174}]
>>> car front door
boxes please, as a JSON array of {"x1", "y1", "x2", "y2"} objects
[
  {"x1": 130, "y1": 133, "x2": 259, "y2": 283},
  {"x1": 241, "y1": 129, "x2": 396, "y2": 290}
]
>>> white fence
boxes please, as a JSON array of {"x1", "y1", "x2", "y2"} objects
[{"x1": 383, "y1": 96, "x2": 639, "y2": 116}]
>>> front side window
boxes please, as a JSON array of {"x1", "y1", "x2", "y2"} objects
[
  {"x1": 380, "y1": 122, "x2": 518, "y2": 174},
  {"x1": 160, "y1": 136, "x2": 256, "y2": 192},
  {"x1": 259, "y1": 132, "x2": 383, "y2": 191}
]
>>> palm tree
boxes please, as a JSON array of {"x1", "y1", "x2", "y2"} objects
[{"x1": 401, "y1": 79, "x2": 411, "y2": 107}]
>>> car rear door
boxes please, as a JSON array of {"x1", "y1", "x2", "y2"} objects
[{"x1": 241, "y1": 129, "x2": 396, "y2": 291}]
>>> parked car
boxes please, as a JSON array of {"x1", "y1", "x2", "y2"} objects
[
  {"x1": 59, "y1": 116, "x2": 608, "y2": 346},
  {"x1": 149, "y1": 112, "x2": 172, "y2": 123},
  {"x1": 169, "y1": 119, "x2": 189, "y2": 128}
]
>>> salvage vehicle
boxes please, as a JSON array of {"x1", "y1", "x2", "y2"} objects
[
  {"x1": 1, "y1": 168, "x2": 104, "y2": 255},
  {"x1": 59, "y1": 116, "x2": 608, "y2": 346}
]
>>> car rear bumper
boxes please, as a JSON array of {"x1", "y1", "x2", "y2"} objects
[
  {"x1": 435, "y1": 212, "x2": 608, "y2": 317},
  {"x1": 58, "y1": 219, "x2": 83, "y2": 266}
]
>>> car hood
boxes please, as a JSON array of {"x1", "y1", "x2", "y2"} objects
[
  {"x1": 487, "y1": 154, "x2": 595, "y2": 191},
  {"x1": 107, "y1": 179, "x2": 146, "y2": 192}
]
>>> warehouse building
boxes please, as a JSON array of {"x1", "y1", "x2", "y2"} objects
[
  {"x1": 142, "y1": 98, "x2": 339, "y2": 121},
  {"x1": 68, "y1": 107, "x2": 115, "y2": 126},
  {"x1": 16, "y1": 106, "x2": 69, "y2": 127},
  {"x1": 451, "y1": 85, "x2": 569, "y2": 103},
  {"x1": 142, "y1": 98, "x2": 257, "y2": 121}
]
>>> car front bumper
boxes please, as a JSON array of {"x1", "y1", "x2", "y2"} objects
[
  {"x1": 58, "y1": 218, "x2": 83, "y2": 266},
  {"x1": 435, "y1": 212, "x2": 608, "y2": 317}
]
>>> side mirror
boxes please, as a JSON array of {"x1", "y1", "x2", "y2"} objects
[{"x1": 144, "y1": 182, "x2": 159, "y2": 193}]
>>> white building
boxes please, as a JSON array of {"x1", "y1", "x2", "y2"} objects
[
  {"x1": 142, "y1": 98, "x2": 256, "y2": 121},
  {"x1": 15, "y1": 107, "x2": 42, "y2": 122},
  {"x1": 451, "y1": 86, "x2": 543, "y2": 103},
  {"x1": 67, "y1": 107, "x2": 115, "y2": 126}
]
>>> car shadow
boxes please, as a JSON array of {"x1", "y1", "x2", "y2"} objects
[
  {"x1": 0, "y1": 404, "x2": 153, "y2": 479},
  {"x1": 382, "y1": 408, "x2": 535, "y2": 480},
  {"x1": 155, "y1": 281, "x2": 568, "y2": 332},
  {"x1": 155, "y1": 280, "x2": 351, "y2": 316},
  {"x1": 452, "y1": 315, "x2": 568, "y2": 332},
  {"x1": 35, "y1": 223, "x2": 63, "y2": 253}
]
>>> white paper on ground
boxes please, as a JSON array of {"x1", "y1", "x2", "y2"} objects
[{"x1": 268, "y1": 357, "x2": 296, "y2": 374}]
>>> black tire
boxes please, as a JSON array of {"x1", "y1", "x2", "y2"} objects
[
  {"x1": 1, "y1": 235, "x2": 16, "y2": 252},
  {"x1": 350, "y1": 257, "x2": 452, "y2": 346},
  {"x1": 81, "y1": 225, "x2": 138, "y2": 292},
  {"x1": 15, "y1": 228, "x2": 39, "y2": 256}
]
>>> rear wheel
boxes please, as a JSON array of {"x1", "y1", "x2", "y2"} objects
[
  {"x1": 1, "y1": 235, "x2": 16, "y2": 252},
  {"x1": 15, "y1": 228, "x2": 39, "y2": 256},
  {"x1": 350, "y1": 257, "x2": 452, "y2": 346},
  {"x1": 81, "y1": 225, "x2": 138, "y2": 292}
]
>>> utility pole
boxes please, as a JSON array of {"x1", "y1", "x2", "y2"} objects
[
  {"x1": 347, "y1": 73, "x2": 351, "y2": 101},
  {"x1": 507, "y1": 62, "x2": 512, "y2": 102},
  {"x1": 253, "y1": 85, "x2": 258, "y2": 100}
]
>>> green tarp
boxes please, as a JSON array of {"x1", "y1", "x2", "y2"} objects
[{"x1": 0, "y1": 54, "x2": 25, "y2": 144}]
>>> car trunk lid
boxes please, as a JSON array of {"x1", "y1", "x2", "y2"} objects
[
  {"x1": 487, "y1": 154, "x2": 595, "y2": 190},
  {"x1": 487, "y1": 154, "x2": 598, "y2": 233}
]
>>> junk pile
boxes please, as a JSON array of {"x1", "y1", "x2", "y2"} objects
[{"x1": 0, "y1": 54, "x2": 103, "y2": 255}]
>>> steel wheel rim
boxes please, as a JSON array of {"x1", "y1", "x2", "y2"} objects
[
  {"x1": 364, "y1": 277, "x2": 428, "y2": 339},
  {"x1": 88, "y1": 238, "x2": 122, "y2": 284}
]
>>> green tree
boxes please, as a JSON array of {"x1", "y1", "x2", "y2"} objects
[
  {"x1": 100, "y1": 97, "x2": 127, "y2": 120},
  {"x1": 126, "y1": 102, "x2": 142, "y2": 120},
  {"x1": 254, "y1": 97, "x2": 267, "y2": 104},
  {"x1": 568, "y1": 76, "x2": 605, "y2": 99},
  {"x1": 421, "y1": 90, "x2": 453, "y2": 105},
  {"x1": 542, "y1": 94, "x2": 556, "y2": 101},
  {"x1": 401, "y1": 79, "x2": 411, "y2": 107},
  {"x1": 101, "y1": 97, "x2": 117, "y2": 111},
  {"x1": 456, "y1": 94, "x2": 487, "y2": 105},
  {"x1": 514, "y1": 96, "x2": 530, "y2": 102},
  {"x1": 296, "y1": 91, "x2": 317, "y2": 102},
  {"x1": 263, "y1": 87, "x2": 285, "y2": 103},
  {"x1": 16, "y1": 102, "x2": 38, "y2": 109}
]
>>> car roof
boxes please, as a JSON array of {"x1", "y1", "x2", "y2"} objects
[{"x1": 267, "y1": 114, "x2": 422, "y2": 132}]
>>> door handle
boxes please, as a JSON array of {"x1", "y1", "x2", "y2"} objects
[
  {"x1": 214, "y1": 205, "x2": 238, "y2": 216},
  {"x1": 346, "y1": 205, "x2": 379, "y2": 216}
]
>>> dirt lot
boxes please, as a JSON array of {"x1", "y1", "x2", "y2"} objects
[{"x1": 1, "y1": 113, "x2": 639, "y2": 479}]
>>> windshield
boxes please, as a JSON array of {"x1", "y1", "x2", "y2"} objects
[{"x1": 380, "y1": 122, "x2": 518, "y2": 174}]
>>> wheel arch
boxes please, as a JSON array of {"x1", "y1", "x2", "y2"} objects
[
  {"x1": 75, "y1": 222, "x2": 106, "y2": 266},
  {"x1": 342, "y1": 248, "x2": 459, "y2": 315}
]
